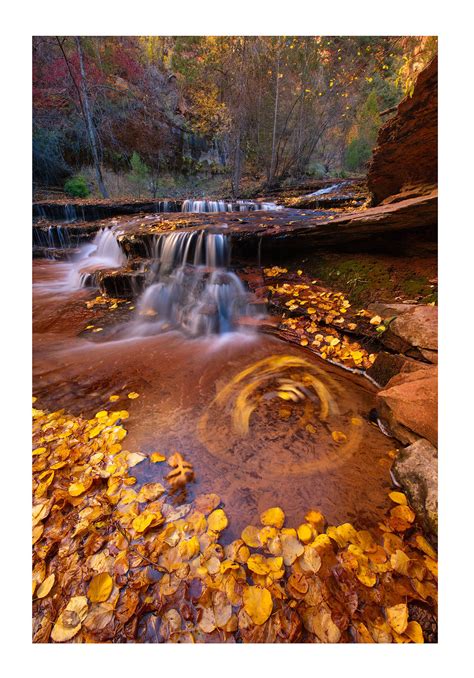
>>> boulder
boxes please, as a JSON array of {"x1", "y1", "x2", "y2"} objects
[
  {"x1": 381, "y1": 305, "x2": 438, "y2": 359},
  {"x1": 367, "y1": 351, "x2": 431, "y2": 388},
  {"x1": 368, "y1": 56, "x2": 437, "y2": 205},
  {"x1": 377, "y1": 366, "x2": 437, "y2": 446},
  {"x1": 367, "y1": 302, "x2": 417, "y2": 317},
  {"x1": 392, "y1": 438, "x2": 438, "y2": 535}
]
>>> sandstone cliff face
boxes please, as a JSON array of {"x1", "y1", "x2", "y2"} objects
[{"x1": 368, "y1": 56, "x2": 438, "y2": 206}]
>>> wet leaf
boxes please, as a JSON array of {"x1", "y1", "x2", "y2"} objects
[
  {"x1": 260, "y1": 506, "x2": 285, "y2": 529},
  {"x1": 127, "y1": 392, "x2": 140, "y2": 399},
  {"x1": 388, "y1": 491, "x2": 407, "y2": 505},
  {"x1": 243, "y1": 586, "x2": 273, "y2": 625},
  {"x1": 208, "y1": 508, "x2": 228, "y2": 532}
]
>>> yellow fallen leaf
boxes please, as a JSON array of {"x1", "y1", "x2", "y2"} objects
[
  {"x1": 242, "y1": 586, "x2": 273, "y2": 625},
  {"x1": 208, "y1": 509, "x2": 228, "y2": 532},
  {"x1": 36, "y1": 573, "x2": 55, "y2": 599},
  {"x1": 150, "y1": 453, "x2": 166, "y2": 463},
  {"x1": 136, "y1": 482, "x2": 165, "y2": 502},
  {"x1": 241, "y1": 525, "x2": 261, "y2": 548},
  {"x1": 109, "y1": 395, "x2": 120, "y2": 402},
  {"x1": 281, "y1": 532, "x2": 304, "y2": 566},
  {"x1": 390, "y1": 549, "x2": 410, "y2": 575},
  {"x1": 127, "y1": 392, "x2": 140, "y2": 399},
  {"x1": 88, "y1": 572, "x2": 113, "y2": 603},
  {"x1": 32, "y1": 447, "x2": 47, "y2": 456},
  {"x1": 390, "y1": 505, "x2": 415, "y2": 523},
  {"x1": 388, "y1": 491, "x2": 407, "y2": 505},
  {"x1": 300, "y1": 338, "x2": 308, "y2": 347},
  {"x1": 260, "y1": 506, "x2": 285, "y2": 529},
  {"x1": 370, "y1": 315, "x2": 382, "y2": 325},
  {"x1": 178, "y1": 536, "x2": 200, "y2": 560},
  {"x1": 331, "y1": 430, "x2": 347, "y2": 444},
  {"x1": 132, "y1": 513, "x2": 154, "y2": 533},
  {"x1": 415, "y1": 535, "x2": 437, "y2": 560},
  {"x1": 68, "y1": 481, "x2": 87, "y2": 497},
  {"x1": 305, "y1": 510, "x2": 325, "y2": 532},
  {"x1": 386, "y1": 603, "x2": 408, "y2": 634},
  {"x1": 247, "y1": 554, "x2": 270, "y2": 575},
  {"x1": 297, "y1": 523, "x2": 313, "y2": 543},
  {"x1": 51, "y1": 596, "x2": 88, "y2": 642},
  {"x1": 405, "y1": 620, "x2": 424, "y2": 643}
]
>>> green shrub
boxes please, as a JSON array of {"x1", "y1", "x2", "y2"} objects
[
  {"x1": 129, "y1": 152, "x2": 150, "y2": 196},
  {"x1": 64, "y1": 175, "x2": 90, "y2": 198},
  {"x1": 344, "y1": 138, "x2": 373, "y2": 172}
]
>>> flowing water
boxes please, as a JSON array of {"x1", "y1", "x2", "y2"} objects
[
  {"x1": 68, "y1": 227, "x2": 126, "y2": 288},
  {"x1": 181, "y1": 199, "x2": 281, "y2": 212},
  {"x1": 33, "y1": 245, "x2": 395, "y2": 539}
]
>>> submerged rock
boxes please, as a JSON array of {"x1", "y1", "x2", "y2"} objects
[
  {"x1": 377, "y1": 366, "x2": 437, "y2": 446},
  {"x1": 392, "y1": 438, "x2": 438, "y2": 535}
]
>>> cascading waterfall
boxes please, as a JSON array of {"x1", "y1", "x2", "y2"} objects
[
  {"x1": 129, "y1": 230, "x2": 261, "y2": 337},
  {"x1": 33, "y1": 224, "x2": 71, "y2": 249},
  {"x1": 68, "y1": 227, "x2": 126, "y2": 289},
  {"x1": 182, "y1": 199, "x2": 281, "y2": 213},
  {"x1": 307, "y1": 182, "x2": 346, "y2": 198}
]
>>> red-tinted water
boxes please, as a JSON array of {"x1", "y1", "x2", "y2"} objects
[{"x1": 33, "y1": 259, "x2": 396, "y2": 540}]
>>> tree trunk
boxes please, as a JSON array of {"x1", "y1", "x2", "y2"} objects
[
  {"x1": 75, "y1": 37, "x2": 109, "y2": 198},
  {"x1": 231, "y1": 130, "x2": 243, "y2": 198},
  {"x1": 268, "y1": 48, "x2": 281, "y2": 186}
]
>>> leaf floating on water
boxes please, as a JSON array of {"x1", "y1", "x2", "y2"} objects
[
  {"x1": 388, "y1": 491, "x2": 407, "y2": 505},
  {"x1": 165, "y1": 452, "x2": 194, "y2": 489},
  {"x1": 208, "y1": 509, "x2": 228, "y2": 532},
  {"x1": 109, "y1": 395, "x2": 120, "y2": 402},
  {"x1": 260, "y1": 507, "x2": 285, "y2": 529},
  {"x1": 331, "y1": 430, "x2": 347, "y2": 444},
  {"x1": 241, "y1": 525, "x2": 262, "y2": 548},
  {"x1": 127, "y1": 392, "x2": 140, "y2": 399},
  {"x1": 150, "y1": 453, "x2": 166, "y2": 463},
  {"x1": 88, "y1": 573, "x2": 113, "y2": 603}
]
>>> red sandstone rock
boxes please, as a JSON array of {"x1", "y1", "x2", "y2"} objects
[
  {"x1": 368, "y1": 56, "x2": 437, "y2": 206},
  {"x1": 377, "y1": 366, "x2": 438, "y2": 446},
  {"x1": 381, "y1": 305, "x2": 438, "y2": 358}
]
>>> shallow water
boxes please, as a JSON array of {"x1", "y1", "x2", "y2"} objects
[{"x1": 33, "y1": 259, "x2": 395, "y2": 540}]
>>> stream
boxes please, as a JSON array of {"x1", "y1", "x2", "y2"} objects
[{"x1": 32, "y1": 202, "x2": 396, "y2": 540}]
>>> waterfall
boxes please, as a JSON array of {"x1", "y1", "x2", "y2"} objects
[
  {"x1": 33, "y1": 225, "x2": 71, "y2": 249},
  {"x1": 129, "y1": 230, "x2": 260, "y2": 337},
  {"x1": 307, "y1": 182, "x2": 346, "y2": 198},
  {"x1": 181, "y1": 199, "x2": 281, "y2": 213},
  {"x1": 68, "y1": 227, "x2": 126, "y2": 289}
]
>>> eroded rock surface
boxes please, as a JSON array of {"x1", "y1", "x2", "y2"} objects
[
  {"x1": 381, "y1": 305, "x2": 438, "y2": 360},
  {"x1": 377, "y1": 366, "x2": 437, "y2": 446},
  {"x1": 392, "y1": 438, "x2": 438, "y2": 535},
  {"x1": 368, "y1": 56, "x2": 438, "y2": 205}
]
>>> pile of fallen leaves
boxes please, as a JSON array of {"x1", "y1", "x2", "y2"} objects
[
  {"x1": 33, "y1": 399, "x2": 437, "y2": 643},
  {"x1": 263, "y1": 267, "x2": 384, "y2": 370}
]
